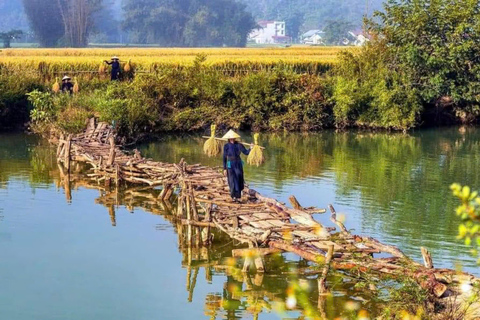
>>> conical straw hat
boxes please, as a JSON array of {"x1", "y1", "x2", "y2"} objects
[
  {"x1": 62, "y1": 75, "x2": 71, "y2": 81},
  {"x1": 222, "y1": 129, "x2": 241, "y2": 140},
  {"x1": 112, "y1": 56, "x2": 119, "y2": 60}
]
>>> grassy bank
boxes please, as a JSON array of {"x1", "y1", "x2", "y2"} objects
[{"x1": 1, "y1": 46, "x2": 479, "y2": 136}]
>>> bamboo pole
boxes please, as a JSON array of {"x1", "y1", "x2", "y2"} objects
[{"x1": 201, "y1": 136, "x2": 265, "y2": 149}]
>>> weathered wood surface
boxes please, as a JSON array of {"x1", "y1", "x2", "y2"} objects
[{"x1": 52, "y1": 119, "x2": 480, "y2": 312}]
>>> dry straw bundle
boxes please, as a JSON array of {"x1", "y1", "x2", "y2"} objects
[
  {"x1": 247, "y1": 133, "x2": 265, "y2": 166},
  {"x1": 203, "y1": 124, "x2": 222, "y2": 157},
  {"x1": 52, "y1": 77, "x2": 60, "y2": 93},
  {"x1": 98, "y1": 61, "x2": 106, "y2": 75},
  {"x1": 124, "y1": 59, "x2": 132, "y2": 72},
  {"x1": 73, "y1": 77, "x2": 79, "y2": 93}
]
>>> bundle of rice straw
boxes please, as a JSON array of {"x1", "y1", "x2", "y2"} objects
[
  {"x1": 52, "y1": 77, "x2": 60, "y2": 93},
  {"x1": 73, "y1": 77, "x2": 79, "y2": 93},
  {"x1": 99, "y1": 62, "x2": 106, "y2": 75},
  {"x1": 203, "y1": 124, "x2": 221, "y2": 157},
  {"x1": 247, "y1": 133, "x2": 265, "y2": 166},
  {"x1": 124, "y1": 59, "x2": 132, "y2": 72}
]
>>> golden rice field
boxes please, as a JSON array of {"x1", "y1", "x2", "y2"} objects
[{"x1": 0, "y1": 47, "x2": 348, "y2": 74}]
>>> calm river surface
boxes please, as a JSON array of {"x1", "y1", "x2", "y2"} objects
[{"x1": 0, "y1": 128, "x2": 479, "y2": 319}]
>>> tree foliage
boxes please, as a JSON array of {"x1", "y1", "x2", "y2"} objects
[
  {"x1": 0, "y1": 30, "x2": 23, "y2": 48},
  {"x1": 367, "y1": 0, "x2": 480, "y2": 123},
  {"x1": 331, "y1": 0, "x2": 480, "y2": 130},
  {"x1": 21, "y1": 0, "x2": 64, "y2": 47},
  {"x1": 122, "y1": 0, "x2": 256, "y2": 47},
  {"x1": 22, "y1": 0, "x2": 101, "y2": 47},
  {"x1": 57, "y1": 0, "x2": 102, "y2": 47},
  {"x1": 323, "y1": 20, "x2": 354, "y2": 45},
  {"x1": 451, "y1": 184, "x2": 480, "y2": 264}
]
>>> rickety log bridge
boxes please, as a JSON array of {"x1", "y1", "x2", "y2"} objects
[{"x1": 52, "y1": 119, "x2": 480, "y2": 315}]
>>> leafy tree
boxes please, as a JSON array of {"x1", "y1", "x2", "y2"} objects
[
  {"x1": 367, "y1": 0, "x2": 480, "y2": 124},
  {"x1": 0, "y1": 30, "x2": 23, "y2": 48},
  {"x1": 22, "y1": 0, "x2": 64, "y2": 47},
  {"x1": 122, "y1": 0, "x2": 256, "y2": 47},
  {"x1": 322, "y1": 19, "x2": 354, "y2": 45},
  {"x1": 122, "y1": 0, "x2": 187, "y2": 45},
  {"x1": 451, "y1": 184, "x2": 480, "y2": 264},
  {"x1": 57, "y1": 0, "x2": 103, "y2": 47},
  {"x1": 22, "y1": 0, "x2": 101, "y2": 47}
]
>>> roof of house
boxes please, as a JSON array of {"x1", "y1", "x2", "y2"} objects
[
  {"x1": 302, "y1": 30, "x2": 323, "y2": 38},
  {"x1": 257, "y1": 20, "x2": 285, "y2": 28},
  {"x1": 258, "y1": 20, "x2": 275, "y2": 27}
]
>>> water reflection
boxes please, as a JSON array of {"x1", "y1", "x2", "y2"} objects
[
  {"x1": 1, "y1": 128, "x2": 479, "y2": 319},
  {"x1": 138, "y1": 128, "x2": 480, "y2": 272}
]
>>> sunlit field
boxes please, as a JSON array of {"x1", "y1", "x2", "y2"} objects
[{"x1": 0, "y1": 47, "x2": 348, "y2": 74}]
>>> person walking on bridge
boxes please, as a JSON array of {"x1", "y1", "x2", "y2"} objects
[
  {"x1": 104, "y1": 56, "x2": 121, "y2": 81},
  {"x1": 222, "y1": 130, "x2": 253, "y2": 202}
]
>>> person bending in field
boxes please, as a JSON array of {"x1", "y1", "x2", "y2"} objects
[
  {"x1": 222, "y1": 130, "x2": 253, "y2": 202},
  {"x1": 104, "y1": 56, "x2": 121, "y2": 81},
  {"x1": 61, "y1": 76, "x2": 73, "y2": 94}
]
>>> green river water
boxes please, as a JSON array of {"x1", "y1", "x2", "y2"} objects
[{"x1": 0, "y1": 128, "x2": 479, "y2": 319}]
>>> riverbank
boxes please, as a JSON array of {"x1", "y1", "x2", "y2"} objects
[{"x1": 2, "y1": 47, "x2": 479, "y2": 138}]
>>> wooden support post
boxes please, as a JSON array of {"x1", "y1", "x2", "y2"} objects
[
  {"x1": 318, "y1": 244, "x2": 334, "y2": 294},
  {"x1": 64, "y1": 172, "x2": 72, "y2": 203},
  {"x1": 186, "y1": 190, "x2": 192, "y2": 245},
  {"x1": 205, "y1": 266, "x2": 213, "y2": 283},
  {"x1": 165, "y1": 186, "x2": 174, "y2": 201},
  {"x1": 176, "y1": 194, "x2": 183, "y2": 217},
  {"x1": 158, "y1": 184, "x2": 167, "y2": 200},
  {"x1": 64, "y1": 135, "x2": 72, "y2": 172},
  {"x1": 115, "y1": 164, "x2": 120, "y2": 187},
  {"x1": 242, "y1": 243, "x2": 255, "y2": 273},
  {"x1": 202, "y1": 203, "x2": 213, "y2": 245},
  {"x1": 242, "y1": 254, "x2": 254, "y2": 273},
  {"x1": 421, "y1": 247, "x2": 433, "y2": 269},
  {"x1": 108, "y1": 204, "x2": 116, "y2": 227},
  {"x1": 187, "y1": 267, "x2": 199, "y2": 302},
  {"x1": 254, "y1": 255, "x2": 265, "y2": 273},
  {"x1": 107, "y1": 136, "x2": 116, "y2": 166},
  {"x1": 186, "y1": 267, "x2": 191, "y2": 291},
  {"x1": 56, "y1": 134, "x2": 65, "y2": 157},
  {"x1": 253, "y1": 273, "x2": 264, "y2": 287}
]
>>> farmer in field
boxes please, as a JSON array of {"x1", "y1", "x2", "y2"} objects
[
  {"x1": 104, "y1": 56, "x2": 121, "y2": 81},
  {"x1": 61, "y1": 76, "x2": 73, "y2": 94},
  {"x1": 222, "y1": 130, "x2": 253, "y2": 202}
]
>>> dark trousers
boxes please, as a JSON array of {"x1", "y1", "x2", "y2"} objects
[{"x1": 227, "y1": 160, "x2": 245, "y2": 199}]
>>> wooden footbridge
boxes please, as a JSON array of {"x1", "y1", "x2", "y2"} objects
[{"x1": 52, "y1": 119, "x2": 479, "y2": 316}]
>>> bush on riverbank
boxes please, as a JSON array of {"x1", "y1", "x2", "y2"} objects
[
  {"x1": 0, "y1": 72, "x2": 44, "y2": 131},
  {"x1": 335, "y1": 0, "x2": 480, "y2": 129},
  {"x1": 25, "y1": 68, "x2": 332, "y2": 137},
  {"x1": 6, "y1": 0, "x2": 480, "y2": 137}
]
